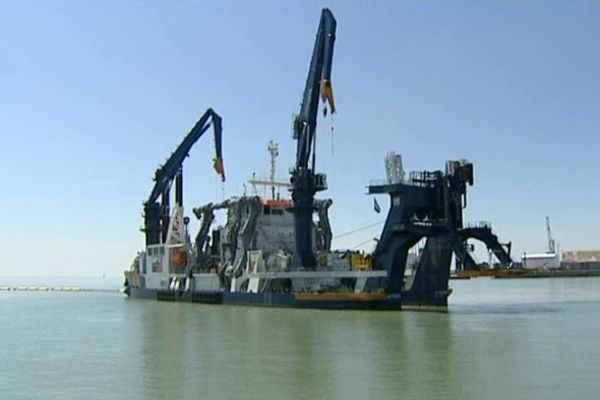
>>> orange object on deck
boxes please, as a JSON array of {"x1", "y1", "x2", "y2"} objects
[
  {"x1": 261, "y1": 199, "x2": 293, "y2": 208},
  {"x1": 171, "y1": 251, "x2": 188, "y2": 267}
]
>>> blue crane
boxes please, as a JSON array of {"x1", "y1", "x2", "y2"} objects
[
  {"x1": 290, "y1": 8, "x2": 337, "y2": 269},
  {"x1": 143, "y1": 108, "x2": 225, "y2": 245}
]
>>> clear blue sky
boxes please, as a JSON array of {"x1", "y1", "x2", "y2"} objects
[{"x1": 1, "y1": 1, "x2": 598, "y2": 276}]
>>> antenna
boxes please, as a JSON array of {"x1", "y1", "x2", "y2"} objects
[
  {"x1": 268, "y1": 140, "x2": 279, "y2": 199},
  {"x1": 546, "y1": 216, "x2": 556, "y2": 254},
  {"x1": 248, "y1": 140, "x2": 291, "y2": 199},
  {"x1": 251, "y1": 172, "x2": 257, "y2": 195}
]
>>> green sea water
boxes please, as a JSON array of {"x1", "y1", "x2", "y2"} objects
[{"x1": 1, "y1": 277, "x2": 599, "y2": 400}]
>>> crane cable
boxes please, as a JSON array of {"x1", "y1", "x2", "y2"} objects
[
  {"x1": 333, "y1": 220, "x2": 385, "y2": 239},
  {"x1": 330, "y1": 114, "x2": 335, "y2": 158},
  {"x1": 352, "y1": 237, "x2": 378, "y2": 250}
]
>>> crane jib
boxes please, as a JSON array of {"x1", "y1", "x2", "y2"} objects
[
  {"x1": 143, "y1": 108, "x2": 225, "y2": 246},
  {"x1": 290, "y1": 8, "x2": 338, "y2": 269}
]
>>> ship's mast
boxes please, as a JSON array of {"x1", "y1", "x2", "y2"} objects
[
  {"x1": 248, "y1": 140, "x2": 290, "y2": 198},
  {"x1": 268, "y1": 140, "x2": 279, "y2": 199},
  {"x1": 546, "y1": 216, "x2": 556, "y2": 254}
]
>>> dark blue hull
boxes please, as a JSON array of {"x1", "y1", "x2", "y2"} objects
[{"x1": 128, "y1": 287, "x2": 403, "y2": 310}]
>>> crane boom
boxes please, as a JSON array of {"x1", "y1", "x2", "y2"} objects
[
  {"x1": 290, "y1": 8, "x2": 337, "y2": 269},
  {"x1": 143, "y1": 108, "x2": 225, "y2": 245}
]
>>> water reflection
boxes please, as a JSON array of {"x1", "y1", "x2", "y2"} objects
[
  {"x1": 3, "y1": 278, "x2": 600, "y2": 400},
  {"x1": 125, "y1": 277, "x2": 600, "y2": 400},
  {"x1": 130, "y1": 303, "x2": 462, "y2": 399}
]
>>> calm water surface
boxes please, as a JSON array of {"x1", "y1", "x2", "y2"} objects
[{"x1": 1, "y1": 277, "x2": 599, "y2": 400}]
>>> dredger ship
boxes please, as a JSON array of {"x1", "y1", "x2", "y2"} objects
[{"x1": 124, "y1": 9, "x2": 514, "y2": 310}]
